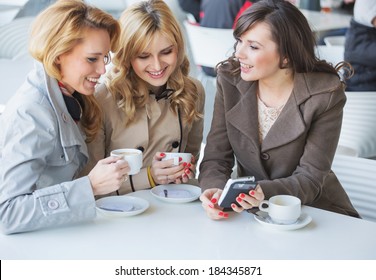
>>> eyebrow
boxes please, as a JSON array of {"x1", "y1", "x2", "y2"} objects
[{"x1": 140, "y1": 44, "x2": 174, "y2": 55}]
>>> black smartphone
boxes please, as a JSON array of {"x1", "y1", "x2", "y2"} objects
[{"x1": 218, "y1": 176, "x2": 257, "y2": 209}]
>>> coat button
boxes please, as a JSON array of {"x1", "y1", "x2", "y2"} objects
[
  {"x1": 47, "y1": 199, "x2": 59, "y2": 210},
  {"x1": 261, "y1": 152, "x2": 270, "y2": 160},
  {"x1": 172, "y1": 141, "x2": 179, "y2": 148},
  {"x1": 137, "y1": 146, "x2": 144, "y2": 152}
]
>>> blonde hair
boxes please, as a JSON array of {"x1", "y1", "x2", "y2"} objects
[
  {"x1": 29, "y1": 0, "x2": 120, "y2": 142},
  {"x1": 107, "y1": 0, "x2": 202, "y2": 125}
]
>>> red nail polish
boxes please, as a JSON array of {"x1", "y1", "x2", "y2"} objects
[
  {"x1": 179, "y1": 157, "x2": 182, "y2": 162},
  {"x1": 250, "y1": 191, "x2": 255, "y2": 196},
  {"x1": 211, "y1": 198, "x2": 217, "y2": 204},
  {"x1": 183, "y1": 162, "x2": 187, "y2": 167},
  {"x1": 218, "y1": 211, "x2": 224, "y2": 216},
  {"x1": 185, "y1": 169, "x2": 190, "y2": 174},
  {"x1": 231, "y1": 203, "x2": 236, "y2": 208},
  {"x1": 187, "y1": 163, "x2": 192, "y2": 168},
  {"x1": 240, "y1": 193, "x2": 245, "y2": 198},
  {"x1": 208, "y1": 204, "x2": 213, "y2": 208},
  {"x1": 224, "y1": 213, "x2": 229, "y2": 218},
  {"x1": 236, "y1": 197, "x2": 242, "y2": 203},
  {"x1": 160, "y1": 153, "x2": 165, "y2": 157}
]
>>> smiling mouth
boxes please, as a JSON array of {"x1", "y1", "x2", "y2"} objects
[
  {"x1": 147, "y1": 67, "x2": 167, "y2": 77},
  {"x1": 240, "y1": 62, "x2": 253, "y2": 69},
  {"x1": 86, "y1": 77, "x2": 100, "y2": 83}
]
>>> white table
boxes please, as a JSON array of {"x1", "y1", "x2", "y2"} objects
[
  {"x1": 1, "y1": 190, "x2": 375, "y2": 260},
  {"x1": 301, "y1": 9, "x2": 352, "y2": 32}
]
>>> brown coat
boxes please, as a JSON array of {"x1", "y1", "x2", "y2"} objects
[
  {"x1": 86, "y1": 78, "x2": 205, "y2": 194},
  {"x1": 199, "y1": 64, "x2": 359, "y2": 217}
]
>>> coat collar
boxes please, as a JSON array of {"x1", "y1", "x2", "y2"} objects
[
  {"x1": 35, "y1": 62, "x2": 88, "y2": 160},
  {"x1": 226, "y1": 71, "x2": 341, "y2": 152}
]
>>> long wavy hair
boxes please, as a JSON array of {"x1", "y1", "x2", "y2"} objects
[
  {"x1": 29, "y1": 0, "x2": 120, "y2": 142},
  {"x1": 223, "y1": 0, "x2": 352, "y2": 80},
  {"x1": 107, "y1": 0, "x2": 202, "y2": 126}
]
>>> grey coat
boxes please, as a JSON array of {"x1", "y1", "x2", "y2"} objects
[
  {"x1": 199, "y1": 64, "x2": 359, "y2": 217},
  {"x1": 0, "y1": 62, "x2": 96, "y2": 234}
]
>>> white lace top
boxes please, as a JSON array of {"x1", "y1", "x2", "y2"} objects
[{"x1": 258, "y1": 96, "x2": 285, "y2": 141}]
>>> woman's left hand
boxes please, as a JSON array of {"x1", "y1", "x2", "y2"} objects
[
  {"x1": 230, "y1": 185, "x2": 265, "y2": 213},
  {"x1": 176, "y1": 155, "x2": 196, "y2": 184}
]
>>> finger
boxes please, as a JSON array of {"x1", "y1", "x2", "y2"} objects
[
  {"x1": 101, "y1": 156, "x2": 122, "y2": 164},
  {"x1": 231, "y1": 203, "x2": 244, "y2": 213},
  {"x1": 235, "y1": 195, "x2": 253, "y2": 210},
  {"x1": 153, "y1": 152, "x2": 166, "y2": 161}
]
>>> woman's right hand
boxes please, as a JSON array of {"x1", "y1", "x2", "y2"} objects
[
  {"x1": 88, "y1": 156, "x2": 130, "y2": 196},
  {"x1": 200, "y1": 188, "x2": 229, "y2": 220}
]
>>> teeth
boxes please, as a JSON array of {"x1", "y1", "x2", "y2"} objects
[
  {"x1": 148, "y1": 69, "x2": 164, "y2": 76},
  {"x1": 87, "y1": 77, "x2": 99, "y2": 83},
  {"x1": 240, "y1": 63, "x2": 252, "y2": 69}
]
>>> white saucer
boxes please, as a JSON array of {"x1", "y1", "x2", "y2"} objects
[
  {"x1": 96, "y1": 195, "x2": 149, "y2": 217},
  {"x1": 151, "y1": 184, "x2": 201, "y2": 203},
  {"x1": 254, "y1": 211, "x2": 312, "y2": 230}
]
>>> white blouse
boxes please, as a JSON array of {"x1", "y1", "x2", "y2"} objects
[{"x1": 257, "y1": 96, "x2": 285, "y2": 141}]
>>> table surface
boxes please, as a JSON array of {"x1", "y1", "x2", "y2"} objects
[
  {"x1": 1, "y1": 189, "x2": 375, "y2": 260},
  {"x1": 301, "y1": 9, "x2": 352, "y2": 32}
]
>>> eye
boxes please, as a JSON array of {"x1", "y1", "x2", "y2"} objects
[
  {"x1": 250, "y1": 45, "x2": 259, "y2": 50},
  {"x1": 104, "y1": 53, "x2": 111, "y2": 65},
  {"x1": 87, "y1": 57, "x2": 97, "y2": 63},
  {"x1": 161, "y1": 48, "x2": 173, "y2": 55},
  {"x1": 138, "y1": 53, "x2": 149, "y2": 59}
]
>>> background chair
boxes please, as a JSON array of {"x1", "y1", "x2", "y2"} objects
[
  {"x1": 336, "y1": 91, "x2": 376, "y2": 159},
  {"x1": 183, "y1": 20, "x2": 235, "y2": 86},
  {"x1": 0, "y1": 16, "x2": 35, "y2": 105},
  {"x1": 315, "y1": 45, "x2": 344, "y2": 66},
  {"x1": 324, "y1": 35, "x2": 346, "y2": 46},
  {"x1": 332, "y1": 154, "x2": 376, "y2": 222}
]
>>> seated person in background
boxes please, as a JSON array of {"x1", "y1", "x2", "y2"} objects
[
  {"x1": 178, "y1": 0, "x2": 201, "y2": 22},
  {"x1": 199, "y1": 0, "x2": 256, "y2": 77},
  {"x1": 85, "y1": 0, "x2": 204, "y2": 194},
  {"x1": 344, "y1": 0, "x2": 376, "y2": 91},
  {"x1": 198, "y1": 0, "x2": 359, "y2": 220},
  {"x1": 0, "y1": 0, "x2": 127, "y2": 234}
]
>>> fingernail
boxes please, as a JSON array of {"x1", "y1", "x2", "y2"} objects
[
  {"x1": 250, "y1": 191, "x2": 255, "y2": 196},
  {"x1": 224, "y1": 213, "x2": 229, "y2": 218},
  {"x1": 211, "y1": 198, "x2": 217, "y2": 204},
  {"x1": 183, "y1": 162, "x2": 187, "y2": 167},
  {"x1": 185, "y1": 169, "x2": 190, "y2": 174},
  {"x1": 236, "y1": 197, "x2": 242, "y2": 203},
  {"x1": 160, "y1": 153, "x2": 165, "y2": 157},
  {"x1": 187, "y1": 163, "x2": 192, "y2": 168},
  {"x1": 179, "y1": 157, "x2": 182, "y2": 162},
  {"x1": 218, "y1": 211, "x2": 224, "y2": 216},
  {"x1": 208, "y1": 204, "x2": 213, "y2": 208},
  {"x1": 240, "y1": 193, "x2": 245, "y2": 198},
  {"x1": 231, "y1": 203, "x2": 236, "y2": 208}
]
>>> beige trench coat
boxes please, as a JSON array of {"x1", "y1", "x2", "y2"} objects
[
  {"x1": 86, "y1": 78, "x2": 205, "y2": 194},
  {"x1": 199, "y1": 64, "x2": 359, "y2": 217}
]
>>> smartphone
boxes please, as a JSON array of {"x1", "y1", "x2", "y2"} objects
[{"x1": 218, "y1": 176, "x2": 257, "y2": 209}]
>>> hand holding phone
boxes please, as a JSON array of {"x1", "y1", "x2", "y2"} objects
[{"x1": 218, "y1": 176, "x2": 257, "y2": 209}]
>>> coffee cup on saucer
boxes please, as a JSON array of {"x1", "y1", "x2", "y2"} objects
[
  {"x1": 259, "y1": 195, "x2": 301, "y2": 225},
  {"x1": 161, "y1": 152, "x2": 192, "y2": 166},
  {"x1": 110, "y1": 148, "x2": 143, "y2": 175}
]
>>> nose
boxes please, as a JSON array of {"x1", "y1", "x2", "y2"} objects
[
  {"x1": 97, "y1": 60, "x2": 106, "y2": 75},
  {"x1": 235, "y1": 43, "x2": 246, "y2": 59},
  {"x1": 151, "y1": 56, "x2": 162, "y2": 70}
]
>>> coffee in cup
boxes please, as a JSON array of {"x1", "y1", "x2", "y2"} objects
[
  {"x1": 110, "y1": 148, "x2": 143, "y2": 175},
  {"x1": 161, "y1": 152, "x2": 192, "y2": 166},
  {"x1": 259, "y1": 195, "x2": 301, "y2": 225}
]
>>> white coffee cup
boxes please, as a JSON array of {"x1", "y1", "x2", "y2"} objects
[
  {"x1": 161, "y1": 152, "x2": 192, "y2": 166},
  {"x1": 259, "y1": 195, "x2": 301, "y2": 225},
  {"x1": 110, "y1": 148, "x2": 143, "y2": 175}
]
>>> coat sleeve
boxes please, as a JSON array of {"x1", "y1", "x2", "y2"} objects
[
  {"x1": 0, "y1": 101, "x2": 96, "y2": 234},
  {"x1": 198, "y1": 74, "x2": 236, "y2": 190},
  {"x1": 185, "y1": 79, "x2": 205, "y2": 161}
]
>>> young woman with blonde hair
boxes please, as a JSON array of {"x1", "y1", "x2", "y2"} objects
[
  {"x1": 0, "y1": 0, "x2": 127, "y2": 234},
  {"x1": 86, "y1": 0, "x2": 205, "y2": 194}
]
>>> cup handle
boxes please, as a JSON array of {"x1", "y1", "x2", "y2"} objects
[{"x1": 259, "y1": 200, "x2": 269, "y2": 212}]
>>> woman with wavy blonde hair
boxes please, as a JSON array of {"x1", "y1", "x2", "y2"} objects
[
  {"x1": 87, "y1": 0, "x2": 205, "y2": 194},
  {"x1": 0, "y1": 0, "x2": 129, "y2": 234}
]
